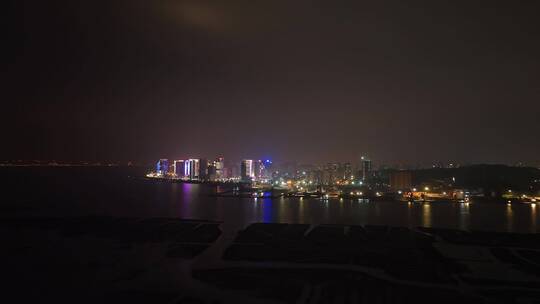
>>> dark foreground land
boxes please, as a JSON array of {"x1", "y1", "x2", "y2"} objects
[{"x1": 2, "y1": 217, "x2": 540, "y2": 303}]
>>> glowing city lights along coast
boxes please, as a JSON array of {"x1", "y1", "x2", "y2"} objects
[
  {"x1": 147, "y1": 156, "x2": 540, "y2": 204},
  {"x1": 151, "y1": 157, "x2": 269, "y2": 182}
]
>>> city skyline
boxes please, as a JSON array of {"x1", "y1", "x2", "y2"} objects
[{"x1": 146, "y1": 156, "x2": 540, "y2": 204}]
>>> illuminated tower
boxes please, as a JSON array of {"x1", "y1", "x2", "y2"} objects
[
  {"x1": 241, "y1": 159, "x2": 254, "y2": 181},
  {"x1": 262, "y1": 159, "x2": 272, "y2": 179},
  {"x1": 253, "y1": 160, "x2": 265, "y2": 180},
  {"x1": 185, "y1": 159, "x2": 200, "y2": 180}
]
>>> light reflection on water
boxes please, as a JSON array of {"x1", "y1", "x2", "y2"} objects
[
  {"x1": 422, "y1": 202, "x2": 431, "y2": 228},
  {"x1": 180, "y1": 183, "x2": 194, "y2": 217},
  {"x1": 506, "y1": 204, "x2": 513, "y2": 233},
  {"x1": 299, "y1": 199, "x2": 305, "y2": 223},
  {"x1": 532, "y1": 203, "x2": 537, "y2": 232},
  {"x1": 4, "y1": 168, "x2": 538, "y2": 233},
  {"x1": 458, "y1": 202, "x2": 470, "y2": 231},
  {"x1": 155, "y1": 184, "x2": 540, "y2": 233}
]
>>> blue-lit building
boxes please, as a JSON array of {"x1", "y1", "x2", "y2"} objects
[
  {"x1": 156, "y1": 159, "x2": 169, "y2": 175},
  {"x1": 263, "y1": 159, "x2": 272, "y2": 179}
]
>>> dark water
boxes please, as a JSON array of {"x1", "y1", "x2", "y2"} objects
[{"x1": 1, "y1": 167, "x2": 538, "y2": 233}]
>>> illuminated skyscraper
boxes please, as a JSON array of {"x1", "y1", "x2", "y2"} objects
[
  {"x1": 262, "y1": 159, "x2": 272, "y2": 179},
  {"x1": 240, "y1": 159, "x2": 254, "y2": 181},
  {"x1": 173, "y1": 160, "x2": 185, "y2": 177},
  {"x1": 215, "y1": 157, "x2": 224, "y2": 179},
  {"x1": 185, "y1": 159, "x2": 200, "y2": 180},
  {"x1": 253, "y1": 160, "x2": 265, "y2": 180},
  {"x1": 156, "y1": 159, "x2": 169, "y2": 175}
]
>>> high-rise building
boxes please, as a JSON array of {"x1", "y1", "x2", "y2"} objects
[
  {"x1": 215, "y1": 157, "x2": 224, "y2": 179},
  {"x1": 173, "y1": 160, "x2": 185, "y2": 177},
  {"x1": 253, "y1": 160, "x2": 265, "y2": 180},
  {"x1": 262, "y1": 159, "x2": 273, "y2": 179},
  {"x1": 241, "y1": 159, "x2": 254, "y2": 181},
  {"x1": 361, "y1": 156, "x2": 372, "y2": 181},
  {"x1": 185, "y1": 159, "x2": 200, "y2": 180},
  {"x1": 156, "y1": 159, "x2": 169, "y2": 175}
]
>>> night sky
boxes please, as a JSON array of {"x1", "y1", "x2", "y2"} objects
[{"x1": 6, "y1": 1, "x2": 540, "y2": 165}]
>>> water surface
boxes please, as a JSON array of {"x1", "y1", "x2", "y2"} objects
[{"x1": 1, "y1": 167, "x2": 537, "y2": 233}]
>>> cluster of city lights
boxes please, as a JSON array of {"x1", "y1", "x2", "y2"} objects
[{"x1": 147, "y1": 157, "x2": 540, "y2": 204}]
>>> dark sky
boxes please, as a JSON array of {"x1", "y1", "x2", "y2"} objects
[{"x1": 5, "y1": 0, "x2": 540, "y2": 165}]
